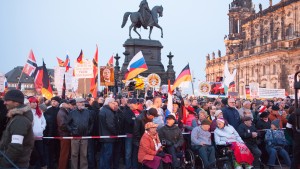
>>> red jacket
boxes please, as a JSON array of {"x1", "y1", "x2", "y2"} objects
[{"x1": 138, "y1": 132, "x2": 162, "y2": 163}]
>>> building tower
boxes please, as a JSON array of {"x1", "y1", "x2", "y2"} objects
[{"x1": 225, "y1": 0, "x2": 255, "y2": 55}]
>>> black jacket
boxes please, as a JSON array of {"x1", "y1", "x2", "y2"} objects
[
  {"x1": 237, "y1": 123, "x2": 258, "y2": 146},
  {"x1": 44, "y1": 106, "x2": 60, "y2": 137},
  {"x1": 98, "y1": 105, "x2": 117, "y2": 142},
  {"x1": 133, "y1": 110, "x2": 152, "y2": 145},
  {"x1": 67, "y1": 108, "x2": 93, "y2": 136},
  {"x1": 0, "y1": 105, "x2": 34, "y2": 168},
  {"x1": 0, "y1": 99, "x2": 8, "y2": 139},
  {"x1": 123, "y1": 105, "x2": 140, "y2": 134},
  {"x1": 57, "y1": 107, "x2": 70, "y2": 137},
  {"x1": 158, "y1": 124, "x2": 184, "y2": 148},
  {"x1": 88, "y1": 107, "x2": 99, "y2": 136},
  {"x1": 256, "y1": 119, "x2": 271, "y2": 130}
]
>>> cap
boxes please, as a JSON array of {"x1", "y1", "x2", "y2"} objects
[
  {"x1": 272, "y1": 105, "x2": 280, "y2": 111},
  {"x1": 201, "y1": 119, "x2": 212, "y2": 126},
  {"x1": 259, "y1": 111, "x2": 269, "y2": 118},
  {"x1": 147, "y1": 108, "x2": 158, "y2": 117},
  {"x1": 69, "y1": 99, "x2": 76, "y2": 105},
  {"x1": 51, "y1": 96, "x2": 61, "y2": 103},
  {"x1": 129, "y1": 98, "x2": 138, "y2": 104},
  {"x1": 166, "y1": 114, "x2": 176, "y2": 121},
  {"x1": 214, "y1": 110, "x2": 223, "y2": 118},
  {"x1": 145, "y1": 122, "x2": 159, "y2": 129},
  {"x1": 60, "y1": 99, "x2": 70, "y2": 104},
  {"x1": 75, "y1": 98, "x2": 86, "y2": 103}
]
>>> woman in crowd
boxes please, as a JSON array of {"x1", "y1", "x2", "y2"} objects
[
  {"x1": 210, "y1": 110, "x2": 224, "y2": 132},
  {"x1": 183, "y1": 106, "x2": 197, "y2": 132},
  {"x1": 138, "y1": 122, "x2": 172, "y2": 169},
  {"x1": 28, "y1": 97, "x2": 47, "y2": 169},
  {"x1": 214, "y1": 118, "x2": 254, "y2": 169}
]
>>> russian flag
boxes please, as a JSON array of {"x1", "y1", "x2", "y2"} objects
[
  {"x1": 124, "y1": 51, "x2": 148, "y2": 81},
  {"x1": 165, "y1": 80, "x2": 174, "y2": 123}
]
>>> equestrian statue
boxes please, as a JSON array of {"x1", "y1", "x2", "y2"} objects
[{"x1": 121, "y1": 0, "x2": 163, "y2": 40}]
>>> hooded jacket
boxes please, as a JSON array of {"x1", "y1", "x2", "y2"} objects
[
  {"x1": 158, "y1": 124, "x2": 184, "y2": 148},
  {"x1": 0, "y1": 105, "x2": 34, "y2": 168}
]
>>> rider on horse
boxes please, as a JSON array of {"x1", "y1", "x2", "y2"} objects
[{"x1": 138, "y1": 0, "x2": 152, "y2": 29}]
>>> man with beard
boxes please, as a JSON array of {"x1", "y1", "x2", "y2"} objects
[{"x1": 0, "y1": 90, "x2": 34, "y2": 168}]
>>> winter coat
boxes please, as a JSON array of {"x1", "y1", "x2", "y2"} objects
[
  {"x1": 133, "y1": 111, "x2": 153, "y2": 145},
  {"x1": 0, "y1": 99, "x2": 8, "y2": 139},
  {"x1": 222, "y1": 106, "x2": 241, "y2": 129},
  {"x1": 31, "y1": 109, "x2": 46, "y2": 138},
  {"x1": 184, "y1": 114, "x2": 197, "y2": 131},
  {"x1": 191, "y1": 126, "x2": 212, "y2": 146},
  {"x1": 98, "y1": 105, "x2": 117, "y2": 142},
  {"x1": 214, "y1": 124, "x2": 244, "y2": 145},
  {"x1": 269, "y1": 113, "x2": 286, "y2": 128},
  {"x1": 158, "y1": 124, "x2": 184, "y2": 148},
  {"x1": 237, "y1": 123, "x2": 258, "y2": 146},
  {"x1": 0, "y1": 105, "x2": 34, "y2": 168},
  {"x1": 265, "y1": 129, "x2": 287, "y2": 147},
  {"x1": 57, "y1": 107, "x2": 70, "y2": 137},
  {"x1": 43, "y1": 106, "x2": 60, "y2": 137},
  {"x1": 138, "y1": 132, "x2": 162, "y2": 163},
  {"x1": 123, "y1": 105, "x2": 139, "y2": 134},
  {"x1": 88, "y1": 107, "x2": 99, "y2": 136},
  {"x1": 67, "y1": 108, "x2": 93, "y2": 137}
]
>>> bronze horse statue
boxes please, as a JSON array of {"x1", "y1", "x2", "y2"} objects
[{"x1": 121, "y1": 6, "x2": 163, "y2": 40}]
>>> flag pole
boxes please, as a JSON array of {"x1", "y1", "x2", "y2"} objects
[
  {"x1": 84, "y1": 78, "x2": 86, "y2": 98},
  {"x1": 191, "y1": 71, "x2": 195, "y2": 95},
  {"x1": 17, "y1": 69, "x2": 25, "y2": 90}
]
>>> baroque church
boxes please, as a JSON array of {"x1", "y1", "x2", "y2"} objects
[{"x1": 205, "y1": 0, "x2": 300, "y2": 97}]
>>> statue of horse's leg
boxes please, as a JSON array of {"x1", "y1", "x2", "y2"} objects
[
  {"x1": 149, "y1": 26, "x2": 153, "y2": 40},
  {"x1": 156, "y1": 24, "x2": 163, "y2": 38},
  {"x1": 129, "y1": 24, "x2": 133, "y2": 39},
  {"x1": 133, "y1": 27, "x2": 141, "y2": 39}
]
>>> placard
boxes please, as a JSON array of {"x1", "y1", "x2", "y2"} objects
[
  {"x1": 259, "y1": 88, "x2": 285, "y2": 99},
  {"x1": 0, "y1": 73, "x2": 5, "y2": 92},
  {"x1": 147, "y1": 73, "x2": 161, "y2": 88},
  {"x1": 54, "y1": 67, "x2": 78, "y2": 96},
  {"x1": 74, "y1": 60, "x2": 93, "y2": 78},
  {"x1": 100, "y1": 66, "x2": 115, "y2": 86},
  {"x1": 249, "y1": 82, "x2": 259, "y2": 99}
]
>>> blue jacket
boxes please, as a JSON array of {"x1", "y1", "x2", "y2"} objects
[
  {"x1": 214, "y1": 124, "x2": 244, "y2": 145},
  {"x1": 222, "y1": 106, "x2": 241, "y2": 129}
]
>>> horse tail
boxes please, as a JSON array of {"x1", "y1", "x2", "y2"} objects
[{"x1": 121, "y1": 12, "x2": 132, "y2": 28}]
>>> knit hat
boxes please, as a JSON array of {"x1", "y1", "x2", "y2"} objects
[
  {"x1": 51, "y1": 96, "x2": 61, "y2": 103},
  {"x1": 214, "y1": 110, "x2": 223, "y2": 118},
  {"x1": 28, "y1": 97, "x2": 42, "y2": 118},
  {"x1": 259, "y1": 111, "x2": 269, "y2": 118},
  {"x1": 145, "y1": 122, "x2": 158, "y2": 129},
  {"x1": 4, "y1": 89, "x2": 24, "y2": 104},
  {"x1": 201, "y1": 119, "x2": 212, "y2": 126},
  {"x1": 147, "y1": 108, "x2": 158, "y2": 117},
  {"x1": 76, "y1": 98, "x2": 86, "y2": 103},
  {"x1": 272, "y1": 105, "x2": 280, "y2": 111},
  {"x1": 69, "y1": 99, "x2": 76, "y2": 105},
  {"x1": 128, "y1": 98, "x2": 138, "y2": 104},
  {"x1": 166, "y1": 114, "x2": 176, "y2": 121},
  {"x1": 217, "y1": 118, "x2": 225, "y2": 124},
  {"x1": 271, "y1": 119, "x2": 280, "y2": 128}
]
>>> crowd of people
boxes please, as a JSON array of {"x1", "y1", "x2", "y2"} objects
[{"x1": 0, "y1": 89, "x2": 300, "y2": 169}]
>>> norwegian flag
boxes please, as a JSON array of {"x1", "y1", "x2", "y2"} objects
[{"x1": 22, "y1": 50, "x2": 38, "y2": 77}]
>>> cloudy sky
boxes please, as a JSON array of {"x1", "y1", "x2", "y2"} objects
[{"x1": 0, "y1": 0, "x2": 279, "y2": 83}]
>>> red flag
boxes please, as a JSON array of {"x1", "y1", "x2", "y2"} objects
[
  {"x1": 77, "y1": 50, "x2": 83, "y2": 64},
  {"x1": 182, "y1": 106, "x2": 187, "y2": 124},
  {"x1": 34, "y1": 60, "x2": 53, "y2": 100},
  {"x1": 22, "y1": 50, "x2": 38, "y2": 77},
  {"x1": 57, "y1": 57, "x2": 65, "y2": 67},
  {"x1": 64, "y1": 55, "x2": 71, "y2": 72},
  {"x1": 90, "y1": 45, "x2": 98, "y2": 98},
  {"x1": 107, "y1": 55, "x2": 113, "y2": 66}
]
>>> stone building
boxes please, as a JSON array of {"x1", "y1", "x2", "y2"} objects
[{"x1": 206, "y1": 0, "x2": 300, "y2": 97}]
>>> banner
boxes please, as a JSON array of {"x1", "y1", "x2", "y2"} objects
[
  {"x1": 245, "y1": 85, "x2": 251, "y2": 100},
  {"x1": 259, "y1": 88, "x2": 286, "y2": 99},
  {"x1": 74, "y1": 59, "x2": 93, "y2": 78},
  {"x1": 0, "y1": 73, "x2": 5, "y2": 92},
  {"x1": 54, "y1": 67, "x2": 78, "y2": 96},
  {"x1": 147, "y1": 73, "x2": 161, "y2": 88},
  {"x1": 198, "y1": 81, "x2": 226, "y2": 97},
  {"x1": 249, "y1": 82, "x2": 259, "y2": 99},
  {"x1": 100, "y1": 66, "x2": 114, "y2": 86}
]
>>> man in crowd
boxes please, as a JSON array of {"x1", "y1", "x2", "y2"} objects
[
  {"x1": 57, "y1": 99, "x2": 71, "y2": 169},
  {"x1": 222, "y1": 97, "x2": 241, "y2": 128},
  {"x1": 152, "y1": 96, "x2": 164, "y2": 129},
  {"x1": 132, "y1": 108, "x2": 158, "y2": 169},
  {"x1": 123, "y1": 99, "x2": 141, "y2": 169},
  {"x1": 238, "y1": 100, "x2": 252, "y2": 118},
  {"x1": 159, "y1": 115, "x2": 184, "y2": 169},
  {"x1": 269, "y1": 105, "x2": 287, "y2": 128},
  {"x1": 68, "y1": 98, "x2": 93, "y2": 169},
  {"x1": 0, "y1": 90, "x2": 34, "y2": 168},
  {"x1": 44, "y1": 96, "x2": 61, "y2": 169},
  {"x1": 237, "y1": 116, "x2": 262, "y2": 168},
  {"x1": 98, "y1": 97, "x2": 118, "y2": 169}
]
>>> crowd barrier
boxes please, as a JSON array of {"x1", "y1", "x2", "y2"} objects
[{"x1": 35, "y1": 128, "x2": 286, "y2": 140}]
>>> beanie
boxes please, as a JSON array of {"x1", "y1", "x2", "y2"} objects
[
  {"x1": 4, "y1": 89, "x2": 24, "y2": 104},
  {"x1": 271, "y1": 119, "x2": 280, "y2": 129},
  {"x1": 51, "y1": 96, "x2": 61, "y2": 103}
]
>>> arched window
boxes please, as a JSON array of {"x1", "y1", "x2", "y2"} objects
[
  {"x1": 286, "y1": 24, "x2": 293, "y2": 38},
  {"x1": 252, "y1": 67, "x2": 254, "y2": 76},
  {"x1": 273, "y1": 65, "x2": 276, "y2": 74},
  {"x1": 263, "y1": 66, "x2": 266, "y2": 75}
]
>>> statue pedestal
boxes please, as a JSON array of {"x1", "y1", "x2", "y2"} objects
[{"x1": 121, "y1": 39, "x2": 174, "y2": 84}]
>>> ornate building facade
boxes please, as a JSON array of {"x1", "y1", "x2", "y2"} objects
[{"x1": 206, "y1": 0, "x2": 300, "y2": 97}]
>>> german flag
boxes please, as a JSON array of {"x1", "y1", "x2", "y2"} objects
[
  {"x1": 90, "y1": 45, "x2": 98, "y2": 98},
  {"x1": 34, "y1": 60, "x2": 53, "y2": 100},
  {"x1": 171, "y1": 64, "x2": 192, "y2": 91},
  {"x1": 77, "y1": 50, "x2": 83, "y2": 64}
]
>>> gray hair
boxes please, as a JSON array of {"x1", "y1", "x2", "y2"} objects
[
  {"x1": 104, "y1": 97, "x2": 115, "y2": 105},
  {"x1": 243, "y1": 101, "x2": 251, "y2": 106},
  {"x1": 145, "y1": 100, "x2": 153, "y2": 109}
]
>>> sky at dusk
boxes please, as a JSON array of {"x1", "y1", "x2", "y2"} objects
[{"x1": 0, "y1": 0, "x2": 280, "y2": 84}]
